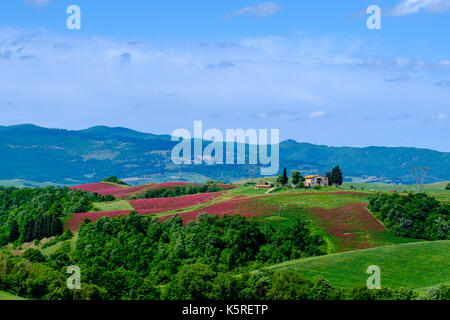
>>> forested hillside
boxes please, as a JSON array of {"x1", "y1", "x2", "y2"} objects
[{"x1": 0, "y1": 124, "x2": 449, "y2": 185}]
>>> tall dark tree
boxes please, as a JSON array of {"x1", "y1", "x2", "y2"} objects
[
  {"x1": 9, "y1": 220, "x2": 20, "y2": 243},
  {"x1": 331, "y1": 166, "x2": 343, "y2": 186},
  {"x1": 291, "y1": 171, "x2": 304, "y2": 187},
  {"x1": 23, "y1": 219, "x2": 35, "y2": 243},
  {"x1": 33, "y1": 216, "x2": 44, "y2": 240},
  {"x1": 291, "y1": 171, "x2": 300, "y2": 185},
  {"x1": 326, "y1": 172, "x2": 332, "y2": 186},
  {"x1": 278, "y1": 168, "x2": 289, "y2": 186},
  {"x1": 51, "y1": 216, "x2": 64, "y2": 236}
]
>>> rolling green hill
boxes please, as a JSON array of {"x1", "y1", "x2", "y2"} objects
[
  {"x1": 269, "y1": 241, "x2": 450, "y2": 291},
  {"x1": 0, "y1": 290, "x2": 24, "y2": 300},
  {"x1": 0, "y1": 124, "x2": 449, "y2": 185},
  {"x1": 342, "y1": 181, "x2": 450, "y2": 193}
]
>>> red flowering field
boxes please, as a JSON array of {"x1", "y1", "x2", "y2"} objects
[
  {"x1": 129, "y1": 192, "x2": 223, "y2": 214},
  {"x1": 308, "y1": 203, "x2": 386, "y2": 252},
  {"x1": 66, "y1": 191, "x2": 228, "y2": 231},
  {"x1": 66, "y1": 210, "x2": 132, "y2": 231},
  {"x1": 159, "y1": 195, "x2": 276, "y2": 223},
  {"x1": 70, "y1": 182, "x2": 127, "y2": 196},
  {"x1": 71, "y1": 181, "x2": 235, "y2": 199}
]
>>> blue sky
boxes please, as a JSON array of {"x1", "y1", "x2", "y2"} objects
[{"x1": 0, "y1": 0, "x2": 449, "y2": 151}]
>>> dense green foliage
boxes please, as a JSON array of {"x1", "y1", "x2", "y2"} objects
[
  {"x1": 369, "y1": 193, "x2": 449, "y2": 240},
  {"x1": 0, "y1": 186, "x2": 109, "y2": 246},
  {"x1": 22, "y1": 214, "x2": 63, "y2": 242},
  {"x1": 73, "y1": 213, "x2": 322, "y2": 278},
  {"x1": 102, "y1": 176, "x2": 129, "y2": 186},
  {"x1": 291, "y1": 171, "x2": 305, "y2": 188},
  {"x1": 446, "y1": 183, "x2": 450, "y2": 190},
  {"x1": 326, "y1": 166, "x2": 343, "y2": 186},
  {"x1": 3, "y1": 244, "x2": 446, "y2": 300},
  {"x1": 0, "y1": 214, "x2": 442, "y2": 300},
  {"x1": 132, "y1": 184, "x2": 224, "y2": 199},
  {"x1": 0, "y1": 213, "x2": 325, "y2": 300}
]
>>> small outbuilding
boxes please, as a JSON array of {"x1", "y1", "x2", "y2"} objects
[{"x1": 255, "y1": 181, "x2": 274, "y2": 190}]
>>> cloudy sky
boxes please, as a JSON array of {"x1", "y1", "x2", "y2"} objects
[{"x1": 0, "y1": 0, "x2": 449, "y2": 151}]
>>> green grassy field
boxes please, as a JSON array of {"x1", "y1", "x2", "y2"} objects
[
  {"x1": 269, "y1": 241, "x2": 450, "y2": 291},
  {"x1": 342, "y1": 181, "x2": 450, "y2": 193},
  {"x1": 92, "y1": 200, "x2": 134, "y2": 212},
  {"x1": 0, "y1": 290, "x2": 24, "y2": 300}
]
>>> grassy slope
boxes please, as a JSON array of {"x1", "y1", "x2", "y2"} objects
[
  {"x1": 342, "y1": 181, "x2": 450, "y2": 193},
  {"x1": 252, "y1": 191, "x2": 416, "y2": 253},
  {"x1": 92, "y1": 200, "x2": 134, "y2": 212},
  {"x1": 0, "y1": 290, "x2": 25, "y2": 300},
  {"x1": 72, "y1": 185, "x2": 446, "y2": 254},
  {"x1": 269, "y1": 241, "x2": 450, "y2": 290}
]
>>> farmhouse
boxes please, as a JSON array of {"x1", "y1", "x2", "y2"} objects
[
  {"x1": 255, "y1": 181, "x2": 274, "y2": 190},
  {"x1": 304, "y1": 175, "x2": 329, "y2": 187}
]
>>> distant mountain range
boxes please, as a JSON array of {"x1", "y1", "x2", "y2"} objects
[{"x1": 0, "y1": 124, "x2": 449, "y2": 185}]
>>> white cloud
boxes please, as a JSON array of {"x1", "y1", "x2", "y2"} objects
[
  {"x1": 388, "y1": 0, "x2": 450, "y2": 16},
  {"x1": 224, "y1": 2, "x2": 281, "y2": 20},
  {"x1": 0, "y1": 27, "x2": 449, "y2": 152},
  {"x1": 308, "y1": 111, "x2": 327, "y2": 119},
  {"x1": 25, "y1": 0, "x2": 52, "y2": 7},
  {"x1": 430, "y1": 113, "x2": 449, "y2": 121}
]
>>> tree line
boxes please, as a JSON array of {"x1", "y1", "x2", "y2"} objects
[
  {"x1": 2, "y1": 212, "x2": 447, "y2": 300},
  {"x1": 0, "y1": 186, "x2": 110, "y2": 246},
  {"x1": 132, "y1": 184, "x2": 225, "y2": 199},
  {"x1": 369, "y1": 192, "x2": 449, "y2": 240}
]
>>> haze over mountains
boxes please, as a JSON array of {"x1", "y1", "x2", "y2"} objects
[{"x1": 0, "y1": 124, "x2": 448, "y2": 186}]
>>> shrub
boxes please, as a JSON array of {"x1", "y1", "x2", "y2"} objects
[
  {"x1": 102, "y1": 176, "x2": 129, "y2": 186},
  {"x1": 23, "y1": 249, "x2": 47, "y2": 263}
]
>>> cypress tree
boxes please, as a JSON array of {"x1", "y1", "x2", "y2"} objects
[
  {"x1": 326, "y1": 172, "x2": 333, "y2": 186},
  {"x1": 33, "y1": 216, "x2": 44, "y2": 240},
  {"x1": 9, "y1": 220, "x2": 20, "y2": 243},
  {"x1": 24, "y1": 219, "x2": 35, "y2": 243},
  {"x1": 282, "y1": 168, "x2": 289, "y2": 186},
  {"x1": 51, "y1": 216, "x2": 64, "y2": 236},
  {"x1": 45, "y1": 215, "x2": 52, "y2": 238},
  {"x1": 331, "y1": 166, "x2": 343, "y2": 186}
]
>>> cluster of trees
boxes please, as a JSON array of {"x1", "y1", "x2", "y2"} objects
[
  {"x1": 163, "y1": 267, "x2": 423, "y2": 300},
  {"x1": 326, "y1": 166, "x2": 343, "y2": 187},
  {"x1": 446, "y1": 183, "x2": 450, "y2": 190},
  {"x1": 132, "y1": 184, "x2": 224, "y2": 199},
  {"x1": 67, "y1": 213, "x2": 322, "y2": 299},
  {"x1": 21, "y1": 215, "x2": 64, "y2": 243},
  {"x1": 2, "y1": 212, "x2": 444, "y2": 301},
  {"x1": 0, "y1": 186, "x2": 106, "y2": 246},
  {"x1": 369, "y1": 193, "x2": 449, "y2": 240},
  {"x1": 276, "y1": 166, "x2": 343, "y2": 188},
  {"x1": 2, "y1": 245, "x2": 447, "y2": 300},
  {"x1": 277, "y1": 169, "x2": 304, "y2": 188},
  {"x1": 73, "y1": 213, "x2": 323, "y2": 276},
  {"x1": 102, "y1": 176, "x2": 129, "y2": 186}
]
